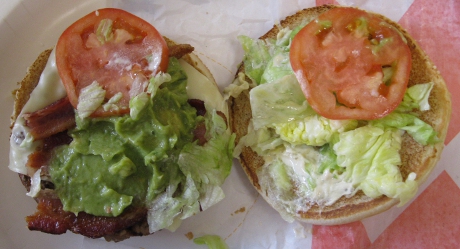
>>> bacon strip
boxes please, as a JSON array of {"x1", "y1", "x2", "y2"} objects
[
  {"x1": 169, "y1": 43, "x2": 194, "y2": 59},
  {"x1": 26, "y1": 196, "x2": 148, "y2": 238},
  {"x1": 188, "y1": 99, "x2": 228, "y2": 145},
  {"x1": 26, "y1": 131, "x2": 72, "y2": 170},
  {"x1": 23, "y1": 97, "x2": 76, "y2": 140}
]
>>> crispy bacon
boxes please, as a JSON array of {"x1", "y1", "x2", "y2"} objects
[
  {"x1": 26, "y1": 131, "x2": 72, "y2": 170},
  {"x1": 26, "y1": 197, "x2": 75, "y2": 235},
  {"x1": 193, "y1": 122, "x2": 207, "y2": 146},
  {"x1": 169, "y1": 43, "x2": 194, "y2": 59},
  {"x1": 23, "y1": 97, "x2": 76, "y2": 140},
  {"x1": 188, "y1": 99, "x2": 228, "y2": 145},
  {"x1": 26, "y1": 196, "x2": 148, "y2": 238},
  {"x1": 188, "y1": 99, "x2": 206, "y2": 116}
]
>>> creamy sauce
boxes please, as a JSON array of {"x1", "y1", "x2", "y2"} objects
[
  {"x1": 257, "y1": 142, "x2": 356, "y2": 221},
  {"x1": 278, "y1": 144, "x2": 354, "y2": 207}
]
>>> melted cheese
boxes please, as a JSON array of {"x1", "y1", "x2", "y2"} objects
[
  {"x1": 179, "y1": 59, "x2": 226, "y2": 115},
  {"x1": 9, "y1": 50, "x2": 66, "y2": 174}
]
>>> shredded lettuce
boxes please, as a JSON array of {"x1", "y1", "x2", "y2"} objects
[
  {"x1": 275, "y1": 115, "x2": 357, "y2": 146},
  {"x1": 250, "y1": 74, "x2": 313, "y2": 129},
  {"x1": 333, "y1": 126, "x2": 417, "y2": 205},
  {"x1": 223, "y1": 72, "x2": 252, "y2": 99},
  {"x1": 238, "y1": 35, "x2": 271, "y2": 84},
  {"x1": 238, "y1": 27, "x2": 296, "y2": 85},
  {"x1": 129, "y1": 92, "x2": 149, "y2": 120},
  {"x1": 257, "y1": 142, "x2": 355, "y2": 220},
  {"x1": 96, "y1": 19, "x2": 114, "y2": 44},
  {"x1": 260, "y1": 51, "x2": 292, "y2": 84},
  {"x1": 76, "y1": 80, "x2": 106, "y2": 119},
  {"x1": 371, "y1": 112, "x2": 439, "y2": 145},
  {"x1": 371, "y1": 82, "x2": 439, "y2": 145},
  {"x1": 102, "y1": 92, "x2": 123, "y2": 112},
  {"x1": 194, "y1": 235, "x2": 229, "y2": 249},
  {"x1": 147, "y1": 106, "x2": 235, "y2": 233},
  {"x1": 147, "y1": 72, "x2": 172, "y2": 96},
  {"x1": 397, "y1": 82, "x2": 434, "y2": 112}
]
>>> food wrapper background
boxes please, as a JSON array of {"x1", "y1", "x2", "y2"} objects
[{"x1": 0, "y1": 0, "x2": 458, "y2": 248}]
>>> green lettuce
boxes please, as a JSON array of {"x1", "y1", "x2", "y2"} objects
[
  {"x1": 371, "y1": 82, "x2": 439, "y2": 145},
  {"x1": 397, "y1": 82, "x2": 434, "y2": 112},
  {"x1": 148, "y1": 107, "x2": 235, "y2": 232},
  {"x1": 238, "y1": 35, "x2": 271, "y2": 84},
  {"x1": 370, "y1": 112, "x2": 439, "y2": 145},
  {"x1": 249, "y1": 74, "x2": 313, "y2": 129},
  {"x1": 96, "y1": 19, "x2": 114, "y2": 44},
  {"x1": 76, "y1": 81, "x2": 106, "y2": 119},
  {"x1": 274, "y1": 115, "x2": 357, "y2": 146},
  {"x1": 333, "y1": 126, "x2": 417, "y2": 205},
  {"x1": 238, "y1": 27, "x2": 299, "y2": 85},
  {"x1": 194, "y1": 235, "x2": 229, "y2": 249},
  {"x1": 234, "y1": 125, "x2": 283, "y2": 157},
  {"x1": 249, "y1": 73, "x2": 357, "y2": 146}
]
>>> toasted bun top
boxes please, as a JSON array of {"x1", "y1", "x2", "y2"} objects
[{"x1": 229, "y1": 5, "x2": 451, "y2": 225}]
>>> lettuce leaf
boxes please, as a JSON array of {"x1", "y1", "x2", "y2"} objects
[
  {"x1": 371, "y1": 82, "x2": 439, "y2": 145},
  {"x1": 333, "y1": 126, "x2": 417, "y2": 205},
  {"x1": 238, "y1": 27, "x2": 296, "y2": 85},
  {"x1": 396, "y1": 82, "x2": 434, "y2": 112},
  {"x1": 250, "y1": 74, "x2": 313, "y2": 129},
  {"x1": 370, "y1": 112, "x2": 439, "y2": 145},
  {"x1": 76, "y1": 81, "x2": 105, "y2": 119},
  {"x1": 194, "y1": 235, "x2": 229, "y2": 249},
  {"x1": 148, "y1": 108, "x2": 235, "y2": 233},
  {"x1": 274, "y1": 115, "x2": 357, "y2": 146},
  {"x1": 238, "y1": 35, "x2": 271, "y2": 84}
]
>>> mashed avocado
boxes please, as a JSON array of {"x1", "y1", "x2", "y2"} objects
[{"x1": 49, "y1": 58, "x2": 234, "y2": 222}]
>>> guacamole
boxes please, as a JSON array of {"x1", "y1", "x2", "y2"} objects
[{"x1": 49, "y1": 58, "x2": 235, "y2": 229}]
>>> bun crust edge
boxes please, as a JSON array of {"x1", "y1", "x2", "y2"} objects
[{"x1": 229, "y1": 5, "x2": 452, "y2": 225}]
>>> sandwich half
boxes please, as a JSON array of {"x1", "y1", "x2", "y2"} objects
[
  {"x1": 10, "y1": 8, "x2": 234, "y2": 241},
  {"x1": 228, "y1": 5, "x2": 451, "y2": 225}
]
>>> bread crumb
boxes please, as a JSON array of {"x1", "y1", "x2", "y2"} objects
[
  {"x1": 185, "y1": 232, "x2": 194, "y2": 240},
  {"x1": 231, "y1": 207, "x2": 246, "y2": 216}
]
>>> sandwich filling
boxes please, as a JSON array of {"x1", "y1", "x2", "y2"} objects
[
  {"x1": 228, "y1": 8, "x2": 439, "y2": 222},
  {"x1": 9, "y1": 9, "x2": 235, "y2": 235}
]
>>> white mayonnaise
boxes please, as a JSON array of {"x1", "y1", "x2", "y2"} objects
[{"x1": 257, "y1": 143, "x2": 355, "y2": 220}]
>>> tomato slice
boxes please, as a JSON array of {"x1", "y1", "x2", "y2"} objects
[
  {"x1": 56, "y1": 8, "x2": 169, "y2": 117},
  {"x1": 290, "y1": 7, "x2": 412, "y2": 120}
]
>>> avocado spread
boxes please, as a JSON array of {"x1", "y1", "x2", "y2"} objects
[{"x1": 49, "y1": 58, "x2": 234, "y2": 221}]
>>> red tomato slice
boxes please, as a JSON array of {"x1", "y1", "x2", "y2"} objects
[
  {"x1": 290, "y1": 7, "x2": 412, "y2": 120},
  {"x1": 56, "y1": 8, "x2": 169, "y2": 117}
]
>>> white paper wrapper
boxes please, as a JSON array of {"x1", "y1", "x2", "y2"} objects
[{"x1": 1, "y1": 0, "x2": 459, "y2": 248}]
